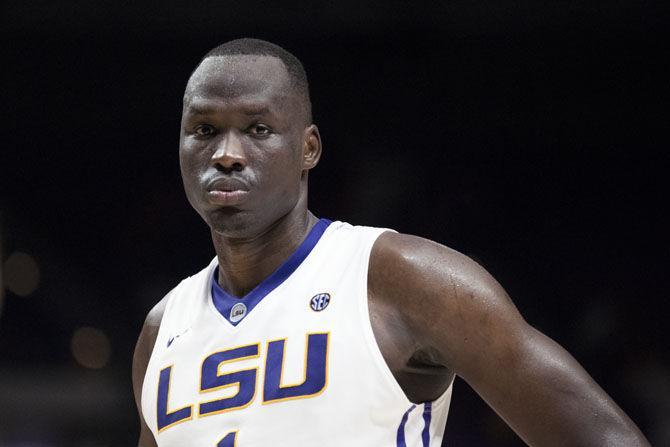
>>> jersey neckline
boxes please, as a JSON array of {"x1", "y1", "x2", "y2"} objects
[{"x1": 210, "y1": 218, "x2": 332, "y2": 326}]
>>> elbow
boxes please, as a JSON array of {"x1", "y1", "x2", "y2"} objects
[{"x1": 601, "y1": 425, "x2": 650, "y2": 447}]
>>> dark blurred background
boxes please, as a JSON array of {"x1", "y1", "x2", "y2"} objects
[{"x1": 1, "y1": 1, "x2": 668, "y2": 446}]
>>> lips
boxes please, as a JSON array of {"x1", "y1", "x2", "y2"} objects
[
  {"x1": 205, "y1": 177, "x2": 250, "y2": 206},
  {"x1": 206, "y1": 177, "x2": 249, "y2": 193}
]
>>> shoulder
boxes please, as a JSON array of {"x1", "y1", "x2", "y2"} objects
[
  {"x1": 141, "y1": 295, "x2": 170, "y2": 342},
  {"x1": 132, "y1": 295, "x2": 170, "y2": 385},
  {"x1": 369, "y1": 231, "x2": 507, "y2": 302}
]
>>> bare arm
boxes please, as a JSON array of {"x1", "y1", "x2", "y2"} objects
[
  {"x1": 369, "y1": 232, "x2": 649, "y2": 447},
  {"x1": 132, "y1": 297, "x2": 169, "y2": 447}
]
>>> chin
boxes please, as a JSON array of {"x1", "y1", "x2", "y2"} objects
[{"x1": 206, "y1": 208, "x2": 260, "y2": 238}]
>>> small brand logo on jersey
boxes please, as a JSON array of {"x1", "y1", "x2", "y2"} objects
[
  {"x1": 167, "y1": 328, "x2": 190, "y2": 347},
  {"x1": 310, "y1": 293, "x2": 331, "y2": 311},
  {"x1": 230, "y1": 302, "x2": 247, "y2": 323}
]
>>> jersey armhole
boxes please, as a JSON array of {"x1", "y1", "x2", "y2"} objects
[
  {"x1": 356, "y1": 228, "x2": 414, "y2": 405},
  {"x1": 360, "y1": 227, "x2": 456, "y2": 424}
]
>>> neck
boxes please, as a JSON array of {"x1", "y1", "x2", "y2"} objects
[{"x1": 211, "y1": 204, "x2": 318, "y2": 298}]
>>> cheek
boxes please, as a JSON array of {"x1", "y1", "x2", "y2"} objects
[
  {"x1": 180, "y1": 143, "x2": 208, "y2": 176},
  {"x1": 277, "y1": 145, "x2": 303, "y2": 179},
  {"x1": 179, "y1": 147, "x2": 206, "y2": 197},
  {"x1": 255, "y1": 147, "x2": 302, "y2": 197}
]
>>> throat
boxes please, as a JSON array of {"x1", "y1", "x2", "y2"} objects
[{"x1": 212, "y1": 213, "x2": 320, "y2": 298}]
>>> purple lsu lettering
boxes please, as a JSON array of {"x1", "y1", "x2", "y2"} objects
[{"x1": 156, "y1": 332, "x2": 330, "y2": 435}]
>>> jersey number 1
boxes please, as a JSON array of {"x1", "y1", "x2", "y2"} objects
[{"x1": 217, "y1": 431, "x2": 236, "y2": 447}]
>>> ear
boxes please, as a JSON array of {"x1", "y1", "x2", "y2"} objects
[{"x1": 302, "y1": 124, "x2": 322, "y2": 170}]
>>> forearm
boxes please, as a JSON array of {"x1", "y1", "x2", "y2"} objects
[{"x1": 467, "y1": 327, "x2": 649, "y2": 447}]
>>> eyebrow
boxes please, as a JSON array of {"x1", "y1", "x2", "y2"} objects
[
  {"x1": 242, "y1": 106, "x2": 270, "y2": 116},
  {"x1": 185, "y1": 101, "x2": 270, "y2": 117}
]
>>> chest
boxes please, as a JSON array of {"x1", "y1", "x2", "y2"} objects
[{"x1": 141, "y1": 260, "x2": 414, "y2": 445}]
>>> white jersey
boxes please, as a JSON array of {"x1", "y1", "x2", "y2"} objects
[{"x1": 141, "y1": 219, "x2": 452, "y2": 447}]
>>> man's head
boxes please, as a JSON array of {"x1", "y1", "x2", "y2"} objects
[{"x1": 179, "y1": 38, "x2": 321, "y2": 237}]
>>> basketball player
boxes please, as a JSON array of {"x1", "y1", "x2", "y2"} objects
[{"x1": 132, "y1": 39, "x2": 650, "y2": 446}]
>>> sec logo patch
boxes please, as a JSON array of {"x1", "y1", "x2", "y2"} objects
[{"x1": 310, "y1": 293, "x2": 331, "y2": 311}]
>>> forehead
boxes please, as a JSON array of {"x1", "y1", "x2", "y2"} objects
[{"x1": 184, "y1": 55, "x2": 293, "y2": 109}]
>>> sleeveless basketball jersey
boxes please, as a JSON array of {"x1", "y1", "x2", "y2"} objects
[{"x1": 141, "y1": 219, "x2": 453, "y2": 447}]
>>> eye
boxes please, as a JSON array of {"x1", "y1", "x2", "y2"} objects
[
  {"x1": 248, "y1": 124, "x2": 272, "y2": 137},
  {"x1": 194, "y1": 124, "x2": 216, "y2": 137}
]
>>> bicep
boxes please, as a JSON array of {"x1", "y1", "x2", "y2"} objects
[{"x1": 370, "y1": 231, "x2": 525, "y2": 373}]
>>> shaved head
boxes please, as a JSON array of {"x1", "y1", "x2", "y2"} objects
[{"x1": 186, "y1": 38, "x2": 312, "y2": 124}]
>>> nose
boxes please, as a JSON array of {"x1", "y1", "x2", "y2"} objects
[{"x1": 211, "y1": 131, "x2": 247, "y2": 172}]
